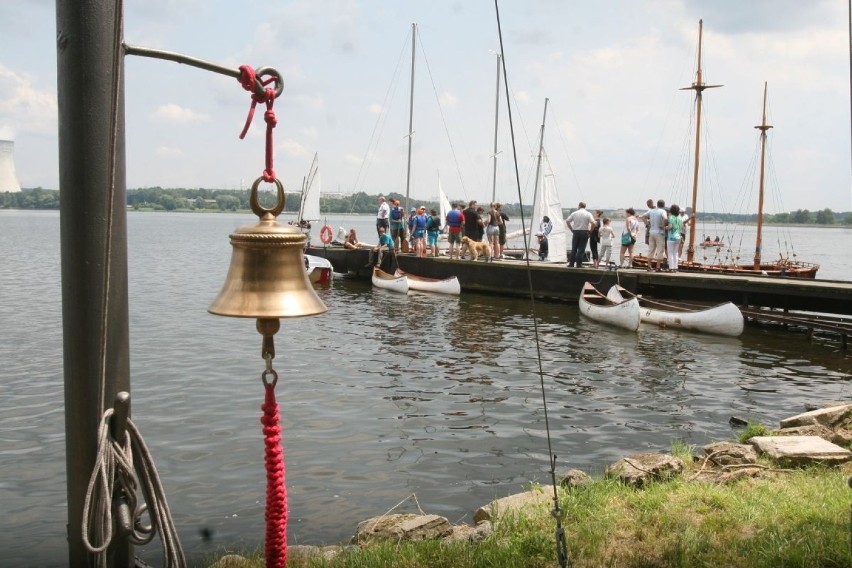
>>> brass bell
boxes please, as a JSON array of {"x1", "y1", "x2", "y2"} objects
[{"x1": 209, "y1": 177, "x2": 327, "y2": 320}]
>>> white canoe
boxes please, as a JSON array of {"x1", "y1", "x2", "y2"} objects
[
  {"x1": 607, "y1": 285, "x2": 744, "y2": 337},
  {"x1": 394, "y1": 270, "x2": 460, "y2": 295},
  {"x1": 305, "y1": 254, "x2": 333, "y2": 285},
  {"x1": 578, "y1": 282, "x2": 640, "y2": 331},
  {"x1": 372, "y1": 267, "x2": 409, "y2": 294}
]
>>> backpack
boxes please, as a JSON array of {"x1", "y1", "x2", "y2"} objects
[{"x1": 390, "y1": 207, "x2": 402, "y2": 221}]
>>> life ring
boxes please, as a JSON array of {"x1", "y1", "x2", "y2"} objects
[{"x1": 320, "y1": 225, "x2": 333, "y2": 244}]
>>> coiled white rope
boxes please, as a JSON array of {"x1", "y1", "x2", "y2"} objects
[{"x1": 82, "y1": 408, "x2": 186, "y2": 567}]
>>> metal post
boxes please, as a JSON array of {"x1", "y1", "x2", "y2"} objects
[{"x1": 56, "y1": 0, "x2": 131, "y2": 565}]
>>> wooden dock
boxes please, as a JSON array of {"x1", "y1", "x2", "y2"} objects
[{"x1": 307, "y1": 246, "x2": 852, "y2": 317}]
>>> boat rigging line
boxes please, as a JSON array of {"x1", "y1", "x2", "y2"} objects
[{"x1": 494, "y1": 2, "x2": 569, "y2": 567}]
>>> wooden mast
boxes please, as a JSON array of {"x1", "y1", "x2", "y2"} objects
[
  {"x1": 404, "y1": 22, "x2": 416, "y2": 213},
  {"x1": 753, "y1": 82, "x2": 772, "y2": 270},
  {"x1": 681, "y1": 19, "x2": 722, "y2": 263}
]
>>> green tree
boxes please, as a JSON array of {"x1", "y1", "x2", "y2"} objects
[
  {"x1": 791, "y1": 209, "x2": 812, "y2": 224},
  {"x1": 814, "y1": 208, "x2": 835, "y2": 225}
]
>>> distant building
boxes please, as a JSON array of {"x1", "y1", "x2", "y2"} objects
[{"x1": 0, "y1": 140, "x2": 22, "y2": 192}]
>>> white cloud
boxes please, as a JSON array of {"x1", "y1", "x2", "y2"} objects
[
  {"x1": 151, "y1": 104, "x2": 210, "y2": 123},
  {"x1": 281, "y1": 138, "x2": 307, "y2": 156},
  {"x1": 0, "y1": 65, "x2": 57, "y2": 135},
  {"x1": 439, "y1": 91, "x2": 459, "y2": 109},
  {"x1": 156, "y1": 146, "x2": 184, "y2": 157}
]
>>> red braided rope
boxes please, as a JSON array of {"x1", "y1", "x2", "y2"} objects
[
  {"x1": 261, "y1": 381, "x2": 287, "y2": 567},
  {"x1": 238, "y1": 65, "x2": 278, "y2": 182}
]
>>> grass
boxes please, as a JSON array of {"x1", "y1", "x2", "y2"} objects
[
  {"x1": 207, "y1": 457, "x2": 852, "y2": 568},
  {"x1": 738, "y1": 423, "x2": 771, "y2": 444}
]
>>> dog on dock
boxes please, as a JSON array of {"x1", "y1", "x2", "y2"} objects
[{"x1": 462, "y1": 236, "x2": 492, "y2": 261}]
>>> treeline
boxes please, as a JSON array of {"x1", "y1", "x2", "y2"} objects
[{"x1": 2, "y1": 187, "x2": 851, "y2": 225}]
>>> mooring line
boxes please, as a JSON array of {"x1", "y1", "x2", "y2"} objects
[{"x1": 494, "y1": 2, "x2": 568, "y2": 566}]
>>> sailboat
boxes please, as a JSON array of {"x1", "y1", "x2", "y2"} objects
[
  {"x1": 634, "y1": 20, "x2": 818, "y2": 278},
  {"x1": 528, "y1": 98, "x2": 567, "y2": 263},
  {"x1": 438, "y1": 174, "x2": 450, "y2": 233},
  {"x1": 294, "y1": 152, "x2": 321, "y2": 240}
]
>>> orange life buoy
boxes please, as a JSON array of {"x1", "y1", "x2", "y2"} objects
[{"x1": 320, "y1": 224, "x2": 333, "y2": 244}]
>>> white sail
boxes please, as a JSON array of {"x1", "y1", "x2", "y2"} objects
[
  {"x1": 438, "y1": 175, "x2": 450, "y2": 230},
  {"x1": 534, "y1": 172, "x2": 567, "y2": 263},
  {"x1": 300, "y1": 152, "x2": 321, "y2": 223}
]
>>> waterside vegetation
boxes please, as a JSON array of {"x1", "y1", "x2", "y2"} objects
[
  {"x1": 3, "y1": 187, "x2": 852, "y2": 226},
  {"x1": 208, "y1": 456, "x2": 851, "y2": 568}
]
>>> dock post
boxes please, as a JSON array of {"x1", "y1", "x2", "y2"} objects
[{"x1": 57, "y1": 0, "x2": 132, "y2": 564}]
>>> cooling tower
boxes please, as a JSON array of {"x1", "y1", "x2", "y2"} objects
[{"x1": 0, "y1": 140, "x2": 22, "y2": 192}]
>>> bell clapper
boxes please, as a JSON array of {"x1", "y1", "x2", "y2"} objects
[{"x1": 257, "y1": 318, "x2": 280, "y2": 387}]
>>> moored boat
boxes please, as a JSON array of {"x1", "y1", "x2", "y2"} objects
[
  {"x1": 633, "y1": 22, "x2": 818, "y2": 279},
  {"x1": 372, "y1": 267, "x2": 408, "y2": 294},
  {"x1": 395, "y1": 269, "x2": 460, "y2": 295},
  {"x1": 578, "y1": 282, "x2": 640, "y2": 331},
  {"x1": 305, "y1": 254, "x2": 333, "y2": 285},
  {"x1": 607, "y1": 284, "x2": 743, "y2": 337}
]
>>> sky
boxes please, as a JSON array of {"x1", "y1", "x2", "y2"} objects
[{"x1": 1, "y1": 0, "x2": 851, "y2": 213}]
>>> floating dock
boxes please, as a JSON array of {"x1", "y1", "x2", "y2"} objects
[{"x1": 307, "y1": 246, "x2": 852, "y2": 317}]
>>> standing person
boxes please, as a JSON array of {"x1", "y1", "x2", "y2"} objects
[
  {"x1": 446, "y1": 202, "x2": 465, "y2": 259},
  {"x1": 461, "y1": 200, "x2": 482, "y2": 259},
  {"x1": 536, "y1": 231, "x2": 549, "y2": 261},
  {"x1": 565, "y1": 201, "x2": 596, "y2": 268},
  {"x1": 664, "y1": 204, "x2": 684, "y2": 272},
  {"x1": 636, "y1": 198, "x2": 655, "y2": 249},
  {"x1": 647, "y1": 199, "x2": 667, "y2": 271},
  {"x1": 598, "y1": 217, "x2": 615, "y2": 267},
  {"x1": 376, "y1": 196, "x2": 390, "y2": 236},
  {"x1": 619, "y1": 208, "x2": 641, "y2": 267},
  {"x1": 589, "y1": 209, "x2": 603, "y2": 267},
  {"x1": 497, "y1": 203, "x2": 509, "y2": 260},
  {"x1": 426, "y1": 208, "x2": 442, "y2": 257},
  {"x1": 389, "y1": 199, "x2": 406, "y2": 253},
  {"x1": 485, "y1": 202, "x2": 501, "y2": 262},
  {"x1": 407, "y1": 207, "x2": 417, "y2": 252},
  {"x1": 678, "y1": 207, "x2": 693, "y2": 257},
  {"x1": 412, "y1": 206, "x2": 428, "y2": 258}
]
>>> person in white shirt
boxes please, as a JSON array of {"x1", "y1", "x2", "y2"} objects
[
  {"x1": 647, "y1": 199, "x2": 668, "y2": 271},
  {"x1": 565, "y1": 202, "x2": 596, "y2": 268},
  {"x1": 598, "y1": 217, "x2": 616, "y2": 267},
  {"x1": 376, "y1": 196, "x2": 390, "y2": 236},
  {"x1": 678, "y1": 208, "x2": 692, "y2": 257}
]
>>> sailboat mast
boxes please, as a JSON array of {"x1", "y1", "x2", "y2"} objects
[
  {"x1": 491, "y1": 53, "x2": 502, "y2": 203},
  {"x1": 682, "y1": 19, "x2": 722, "y2": 263},
  {"x1": 404, "y1": 22, "x2": 416, "y2": 213},
  {"x1": 531, "y1": 98, "x2": 549, "y2": 221},
  {"x1": 754, "y1": 81, "x2": 772, "y2": 270}
]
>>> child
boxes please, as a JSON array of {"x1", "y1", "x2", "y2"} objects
[
  {"x1": 536, "y1": 231, "x2": 549, "y2": 261},
  {"x1": 598, "y1": 217, "x2": 615, "y2": 267}
]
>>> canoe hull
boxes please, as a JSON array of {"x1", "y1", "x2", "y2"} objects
[
  {"x1": 607, "y1": 285, "x2": 744, "y2": 337},
  {"x1": 395, "y1": 270, "x2": 460, "y2": 295},
  {"x1": 579, "y1": 282, "x2": 640, "y2": 331},
  {"x1": 372, "y1": 267, "x2": 409, "y2": 294}
]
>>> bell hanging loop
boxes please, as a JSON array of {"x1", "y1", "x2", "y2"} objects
[{"x1": 208, "y1": 176, "x2": 327, "y2": 320}]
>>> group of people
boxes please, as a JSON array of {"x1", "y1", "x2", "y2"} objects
[
  {"x1": 538, "y1": 199, "x2": 693, "y2": 270},
  {"x1": 369, "y1": 194, "x2": 693, "y2": 270},
  {"x1": 374, "y1": 197, "x2": 510, "y2": 263}
]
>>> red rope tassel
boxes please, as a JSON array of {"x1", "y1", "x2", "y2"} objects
[{"x1": 261, "y1": 382, "x2": 287, "y2": 567}]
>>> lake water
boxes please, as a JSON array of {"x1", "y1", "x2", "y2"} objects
[{"x1": 1, "y1": 210, "x2": 850, "y2": 566}]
